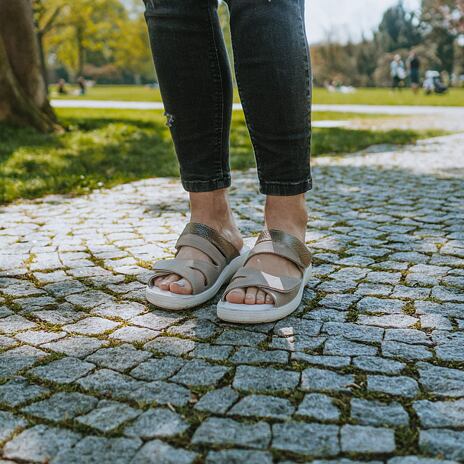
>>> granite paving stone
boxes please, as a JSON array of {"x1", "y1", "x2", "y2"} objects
[
  {"x1": 22, "y1": 392, "x2": 97, "y2": 422},
  {"x1": 86, "y1": 344, "x2": 151, "y2": 372},
  {"x1": 382, "y1": 341, "x2": 432, "y2": 360},
  {"x1": 233, "y1": 366, "x2": 300, "y2": 392},
  {"x1": 0, "y1": 345, "x2": 48, "y2": 377},
  {"x1": 351, "y1": 398, "x2": 409, "y2": 426},
  {"x1": 216, "y1": 329, "x2": 267, "y2": 346},
  {"x1": 230, "y1": 347, "x2": 289, "y2": 364},
  {"x1": 301, "y1": 368, "x2": 354, "y2": 392},
  {"x1": 192, "y1": 418, "x2": 271, "y2": 449},
  {"x1": 0, "y1": 412, "x2": 28, "y2": 442},
  {"x1": 52, "y1": 436, "x2": 142, "y2": 464},
  {"x1": 194, "y1": 387, "x2": 239, "y2": 414},
  {"x1": 76, "y1": 368, "x2": 142, "y2": 398},
  {"x1": 341, "y1": 425, "x2": 396, "y2": 453},
  {"x1": 352, "y1": 356, "x2": 406, "y2": 374},
  {"x1": 76, "y1": 400, "x2": 141, "y2": 432},
  {"x1": 417, "y1": 362, "x2": 464, "y2": 397},
  {"x1": 388, "y1": 457, "x2": 458, "y2": 464},
  {"x1": 144, "y1": 336, "x2": 196, "y2": 356},
  {"x1": 272, "y1": 422, "x2": 340, "y2": 456},
  {"x1": 129, "y1": 380, "x2": 192, "y2": 406},
  {"x1": 357, "y1": 297, "x2": 406, "y2": 314},
  {"x1": 367, "y1": 375, "x2": 419, "y2": 398},
  {"x1": 130, "y1": 356, "x2": 185, "y2": 381},
  {"x1": 297, "y1": 393, "x2": 341, "y2": 421},
  {"x1": 191, "y1": 343, "x2": 232, "y2": 361},
  {"x1": 0, "y1": 377, "x2": 49, "y2": 407},
  {"x1": 324, "y1": 337, "x2": 378, "y2": 356},
  {"x1": 41, "y1": 335, "x2": 105, "y2": 358},
  {"x1": 3, "y1": 425, "x2": 81, "y2": 463},
  {"x1": 131, "y1": 440, "x2": 198, "y2": 464},
  {"x1": 205, "y1": 450, "x2": 272, "y2": 464},
  {"x1": 63, "y1": 316, "x2": 119, "y2": 335},
  {"x1": 124, "y1": 408, "x2": 189, "y2": 439},
  {"x1": 170, "y1": 359, "x2": 229, "y2": 387},
  {"x1": 414, "y1": 400, "x2": 464, "y2": 428},
  {"x1": 291, "y1": 352, "x2": 351, "y2": 368},
  {"x1": 228, "y1": 395, "x2": 295, "y2": 420},
  {"x1": 29, "y1": 357, "x2": 95, "y2": 384},
  {"x1": 419, "y1": 429, "x2": 464, "y2": 461}
]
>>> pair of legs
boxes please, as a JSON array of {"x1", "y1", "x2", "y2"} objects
[{"x1": 143, "y1": 0, "x2": 312, "y2": 304}]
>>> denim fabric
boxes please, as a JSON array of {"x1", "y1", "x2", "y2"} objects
[{"x1": 143, "y1": 0, "x2": 312, "y2": 195}]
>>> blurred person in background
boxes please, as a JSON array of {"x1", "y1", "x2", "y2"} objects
[
  {"x1": 407, "y1": 51, "x2": 420, "y2": 94},
  {"x1": 391, "y1": 54, "x2": 406, "y2": 90},
  {"x1": 57, "y1": 78, "x2": 67, "y2": 95},
  {"x1": 77, "y1": 76, "x2": 86, "y2": 96}
]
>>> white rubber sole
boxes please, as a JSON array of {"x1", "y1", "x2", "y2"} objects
[
  {"x1": 146, "y1": 247, "x2": 250, "y2": 311},
  {"x1": 216, "y1": 265, "x2": 313, "y2": 324}
]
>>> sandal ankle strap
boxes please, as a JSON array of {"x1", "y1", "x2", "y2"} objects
[
  {"x1": 253, "y1": 229, "x2": 311, "y2": 270},
  {"x1": 176, "y1": 223, "x2": 240, "y2": 263}
]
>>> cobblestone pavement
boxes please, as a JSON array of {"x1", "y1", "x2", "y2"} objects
[{"x1": 1, "y1": 133, "x2": 463, "y2": 463}]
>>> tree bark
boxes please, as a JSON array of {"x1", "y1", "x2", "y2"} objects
[{"x1": 0, "y1": 0, "x2": 60, "y2": 132}]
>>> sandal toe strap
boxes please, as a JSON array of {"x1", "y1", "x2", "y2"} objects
[
  {"x1": 223, "y1": 268, "x2": 301, "y2": 306},
  {"x1": 149, "y1": 259, "x2": 220, "y2": 294}
]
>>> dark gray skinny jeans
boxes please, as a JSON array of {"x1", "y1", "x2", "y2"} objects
[{"x1": 143, "y1": 0, "x2": 312, "y2": 195}]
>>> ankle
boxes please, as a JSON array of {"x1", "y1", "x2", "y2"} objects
[
  {"x1": 189, "y1": 190, "x2": 232, "y2": 227},
  {"x1": 188, "y1": 190, "x2": 243, "y2": 249},
  {"x1": 264, "y1": 195, "x2": 308, "y2": 241}
]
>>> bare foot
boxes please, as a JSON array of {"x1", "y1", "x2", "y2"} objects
[
  {"x1": 225, "y1": 194, "x2": 308, "y2": 305},
  {"x1": 155, "y1": 190, "x2": 243, "y2": 295}
]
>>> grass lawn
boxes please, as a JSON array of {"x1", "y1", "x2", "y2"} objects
[
  {"x1": 0, "y1": 108, "x2": 444, "y2": 204},
  {"x1": 50, "y1": 84, "x2": 464, "y2": 107}
]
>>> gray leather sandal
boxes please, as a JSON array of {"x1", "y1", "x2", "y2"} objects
[
  {"x1": 217, "y1": 229, "x2": 312, "y2": 323},
  {"x1": 146, "y1": 223, "x2": 249, "y2": 310}
]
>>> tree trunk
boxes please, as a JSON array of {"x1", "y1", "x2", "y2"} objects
[
  {"x1": 0, "y1": 0, "x2": 60, "y2": 132},
  {"x1": 37, "y1": 31, "x2": 49, "y2": 89}
]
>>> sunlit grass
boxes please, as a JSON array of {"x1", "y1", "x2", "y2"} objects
[
  {"x1": 49, "y1": 84, "x2": 464, "y2": 107},
  {"x1": 0, "y1": 108, "x2": 445, "y2": 204}
]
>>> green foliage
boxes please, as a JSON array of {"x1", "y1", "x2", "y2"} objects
[{"x1": 41, "y1": 0, "x2": 154, "y2": 83}]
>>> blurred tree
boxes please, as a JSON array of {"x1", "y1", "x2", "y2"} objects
[
  {"x1": 376, "y1": 1, "x2": 423, "y2": 52},
  {"x1": 354, "y1": 36, "x2": 380, "y2": 86},
  {"x1": 112, "y1": 13, "x2": 155, "y2": 84},
  {"x1": 32, "y1": 0, "x2": 67, "y2": 87},
  {"x1": 421, "y1": 0, "x2": 462, "y2": 73},
  {"x1": 45, "y1": 0, "x2": 126, "y2": 80},
  {"x1": 0, "y1": 0, "x2": 59, "y2": 131}
]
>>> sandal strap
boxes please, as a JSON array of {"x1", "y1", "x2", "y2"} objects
[
  {"x1": 148, "y1": 258, "x2": 220, "y2": 294},
  {"x1": 176, "y1": 223, "x2": 239, "y2": 264},
  {"x1": 245, "y1": 229, "x2": 311, "y2": 271},
  {"x1": 223, "y1": 268, "x2": 301, "y2": 306}
]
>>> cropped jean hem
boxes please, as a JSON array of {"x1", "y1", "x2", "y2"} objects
[
  {"x1": 182, "y1": 175, "x2": 231, "y2": 192},
  {"x1": 259, "y1": 178, "x2": 313, "y2": 196}
]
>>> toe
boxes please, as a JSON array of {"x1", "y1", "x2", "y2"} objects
[
  {"x1": 265, "y1": 294, "x2": 273, "y2": 304},
  {"x1": 226, "y1": 288, "x2": 246, "y2": 304},
  {"x1": 169, "y1": 278, "x2": 193, "y2": 295},
  {"x1": 154, "y1": 277, "x2": 164, "y2": 288},
  {"x1": 159, "y1": 274, "x2": 180, "y2": 291},
  {"x1": 244, "y1": 287, "x2": 258, "y2": 305},
  {"x1": 256, "y1": 289, "x2": 266, "y2": 304}
]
